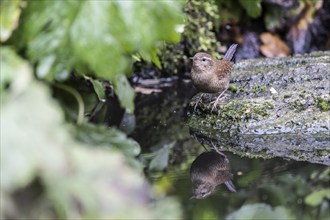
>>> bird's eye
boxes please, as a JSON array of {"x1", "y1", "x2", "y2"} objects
[{"x1": 202, "y1": 58, "x2": 206, "y2": 62}]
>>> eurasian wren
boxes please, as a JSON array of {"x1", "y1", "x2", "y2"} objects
[
  {"x1": 191, "y1": 44, "x2": 238, "y2": 110},
  {"x1": 190, "y1": 151, "x2": 236, "y2": 199}
]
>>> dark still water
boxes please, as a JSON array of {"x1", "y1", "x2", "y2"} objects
[{"x1": 131, "y1": 80, "x2": 329, "y2": 220}]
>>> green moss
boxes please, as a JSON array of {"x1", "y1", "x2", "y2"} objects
[
  {"x1": 317, "y1": 150, "x2": 328, "y2": 157},
  {"x1": 264, "y1": 101, "x2": 275, "y2": 109},
  {"x1": 251, "y1": 85, "x2": 266, "y2": 93},
  {"x1": 192, "y1": 99, "x2": 274, "y2": 130},
  {"x1": 228, "y1": 85, "x2": 239, "y2": 93},
  {"x1": 159, "y1": 0, "x2": 221, "y2": 75},
  {"x1": 283, "y1": 94, "x2": 292, "y2": 99},
  {"x1": 313, "y1": 96, "x2": 330, "y2": 111},
  {"x1": 251, "y1": 86, "x2": 258, "y2": 93},
  {"x1": 286, "y1": 92, "x2": 330, "y2": 112},
  {"x1": 252, "y1": 105, "x2": 269, "y2": 117},
  {"x1": 291, "y1": 98, "x2": 308, "y2": 111},
  {"x1": 319, "y1": 99, "x2": 329, "y2": 111}
]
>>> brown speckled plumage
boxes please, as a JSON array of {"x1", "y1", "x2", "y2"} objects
[{"x1": 191, "y1": 44, "x2": 238, "y2": 110}]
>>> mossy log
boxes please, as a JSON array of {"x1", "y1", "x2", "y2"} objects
[{"x1": 187, "y1": 51, "x2": 330, "y2": 165}]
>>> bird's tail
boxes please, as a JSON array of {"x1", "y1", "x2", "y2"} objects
[
  {"x1": 225, "y1": 180, "x2": 236, "y2": 192},
  {"x1": 223, "y1": 44, "x2": 238, "y2": 61}
]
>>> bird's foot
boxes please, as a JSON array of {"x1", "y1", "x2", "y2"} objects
[
  {"x1": 210, "y1": 94, "x2": 226, "y2": 112},
  {"x1": 210, "y1": 141, "x2": 226, "y2": 156},
  {"x1": 193, "y1": 94, "x2": 204, "y2": 111}
]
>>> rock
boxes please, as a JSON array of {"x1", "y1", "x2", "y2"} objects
[{"x1": 188, "y1": 51, "x2": 330, "y2": 165}]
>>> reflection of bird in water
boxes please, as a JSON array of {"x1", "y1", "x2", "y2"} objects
[{"x1": 190, "y1": 151, "x2": 236, "y2": 199}]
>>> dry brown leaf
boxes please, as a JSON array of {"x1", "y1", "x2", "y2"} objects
[{"x1": 260, "y1": 32, "x2": 290, "y2": 58}]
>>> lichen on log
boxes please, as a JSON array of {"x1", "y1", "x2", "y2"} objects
[{"x1": 187, "y1": 51, "x2": 330, "y2": 165}]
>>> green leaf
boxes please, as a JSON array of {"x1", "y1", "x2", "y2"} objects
[
  {"x1": 139, "y1": 48, "x2": 162, "y2": 69},
  {"x1": 35, "y1": 55, "x2": 56, "y2": 79},
  {"x1": 70, "y1": 1, "x2": 130, "y2": 79},
  {"x1": 13, "y1": 1, "x2": 76, "y2": 80},
  {"x1": 1, "y1": 78, "x2": 181, "y2": 218},
  {"x1": 151, "y1": 48, "x2": 162, "y2": 69},
  {"x1": 85, "y1": 76, "x2": 106, "y2": 102},
  {"x1": 0, "y1": 0, "x2": 22, "y2": 42},
  {"x1": 149, "y1": 147, "x2": 170, "y2": 171},
  {"x1": 113, "y1": 74, "x2": 135, "y2": 113},
  {"x1": 305, "y1": 188, "x2": 330, "y2": 207},
  {"x1": 149, "y1": 142, "x2": 176, "y2": 171},
  {"x1": 0, "y1": 46, "x2": 32, "y2": 99},
  {"x1": 12, "y1": 1, "x2": 183, "y2": 111},
  {"x1": 74, "y1": 123, "x2": 141, "y2": 157},
  {"x1": 1, "y1": 81, "x2": 67, "y2": 192},
  {"x1": 239, "y1": 0, "x2": 262, "y2": 18}
]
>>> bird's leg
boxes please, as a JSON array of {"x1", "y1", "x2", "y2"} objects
[
  {"x1": 193, "y1": 93, "x2": 204, "y2": 111},
  {"x1": 210, "y1": 141, "x2": 226, "y2": 156},
  {"x1": 210, "y1": 90, "x2": 226, "y2": 112}
]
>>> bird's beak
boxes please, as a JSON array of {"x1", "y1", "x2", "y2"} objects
[{"x1": 189, "y1": 57, "x2": 194, "y2": 60}]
